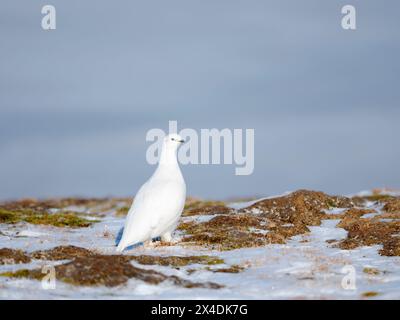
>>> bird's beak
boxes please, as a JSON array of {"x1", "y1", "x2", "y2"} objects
[{"x1": 179, "y1": 139, "x2": 185, "y2": 143}]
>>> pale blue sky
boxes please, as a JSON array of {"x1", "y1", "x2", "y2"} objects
[{"x1": 0, "y1": 1, "x2": 399, "y2": 199}]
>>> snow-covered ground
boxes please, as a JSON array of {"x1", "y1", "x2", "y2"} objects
[{"x1": 1, "y1": 193, "x2": 400, "y2": 300}]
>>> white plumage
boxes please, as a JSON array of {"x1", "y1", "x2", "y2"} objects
[{"x1": 116, "y1": 133, "x2": 186, "y2": 252}]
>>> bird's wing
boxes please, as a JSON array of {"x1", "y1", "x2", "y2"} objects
[{"x1": 120, "y1": 178, "x2": 185, "y2": 247}]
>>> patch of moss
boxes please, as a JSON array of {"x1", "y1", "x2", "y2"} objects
[
  {"x1": 363, "y1": 267, "x2": 380, "y2": 275},
  {"x1": 383, "y1": 198, "x2": 400, "y2": 213},
  {"x1": 352, "y1": 194, "x2": 397, "y2": 206},
  {"x1": 0, "y1": 208, "x2": 21, "y2": 223},
  {"x1": 129, "y1": 255, "x2": 224, "y2": 267},
  {"x1": 26, "y1": 212, "x2": 97, "y2": 227},
  {"x1": 179, "y1": 212, "x2": 311, "y2": 250},
  {"x1": 177, "y1": 221, "x2": 196, "y2": 231},
  {"x1": 336, "y1": 217, "x2": 400, "y2": 256},
  {"x1": 362, "y1": 291, "x2": 379, "y2": 298},
  {"x1": 179, "y1": 214, "x2": 274, "y2": 250},
  {"x1": 115, "y1": 206, "x2": 130, "y2": 216},
  {"x1": 0, "y1": 268, "x2": 42, "y2": 280},
  {"x1": 0, "y1": 248, "x2": 31, "y2": 265},
  {"x1": 204, "y1": 256, "x2": 225, "y2": 265},
  {"x1": 326, "y1": 199, "x2": 338, "y2": 209},
  {"x1": 323, "y1": 208, "x2": 376, "y2": 221},
  {"x1": 183, "y1": 200, "x2": 230, "y2": 216},
  {"x1": 380, "y1": 212, "x2": 400, "y2": 220},
  {"x1": 0, "y1": 197, "x2": 133, "y2": 218},
  {"x1": 379, "y1": 237, "x2": 400, "y2": 256},
  {"x1": 31, "y1": 246, "x2": 94, "y2": 260},
  {"x1": 184, "y1": 200, "x2": 225, "y2": 210},
  {"x1": 1, "y1": 255, "x2": 223, "y2": 289},
  {"x1": 178, "y1": 190, "x2": 358, "y2": 250},
  {"x1": 365, "y1": 194, "x2": 395, "y2": 202},
  {"x1": 241, "y1": 190, "x2": 353, "y2": 226},
  {"x1": 206, "y1": 264, "x2": 244, "y2": 273},
  {"x1": 0, "y1": 208, "x2": 97, "y2": 228}
]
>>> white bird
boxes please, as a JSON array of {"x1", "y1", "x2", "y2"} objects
[{"x1": 116, "y1": 133, "x2": 186, "y2": 252}]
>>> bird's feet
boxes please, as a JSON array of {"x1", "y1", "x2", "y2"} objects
[{"x1": 147, "y1": 233, "x2": 176, "y2": 247}]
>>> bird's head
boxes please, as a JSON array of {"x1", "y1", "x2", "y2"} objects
[{"x1": 163, "y1": 133, "x2": 185, "y2": 150}]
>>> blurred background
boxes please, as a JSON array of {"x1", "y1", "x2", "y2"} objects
[{"x1": 0, "y1": 0, "x2": 399, "y2": 200}]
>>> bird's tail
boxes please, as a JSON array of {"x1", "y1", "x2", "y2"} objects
[
  {"x1": 115, "y1": 226, "x2": 147, "y2": 252},
  {"x1": 116, "y1": 239, "x2": 142, "y2": 252}
]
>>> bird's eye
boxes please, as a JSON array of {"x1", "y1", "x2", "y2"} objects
[{"x1": 171, "y1": 138, "x2": 175, "y2": 141}]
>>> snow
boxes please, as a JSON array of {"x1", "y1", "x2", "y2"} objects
[
  {"x1": 323, "y1": 208, "x2": 347, "y2": 215},
  {"x1": 1, "y1": 193, "x2": 400, "y2": 299}
]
